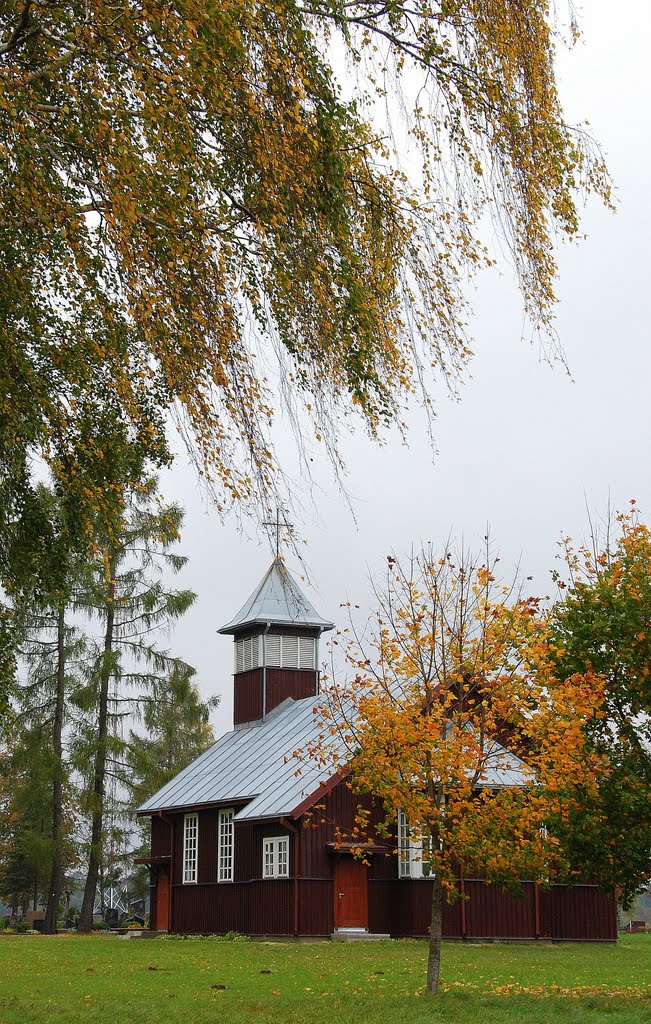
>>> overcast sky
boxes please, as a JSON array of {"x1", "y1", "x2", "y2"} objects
[{"x1": 158, "y1": 1, "x2": 651, "y2": 735}]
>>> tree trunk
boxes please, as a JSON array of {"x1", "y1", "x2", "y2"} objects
[
  {"x1": 78, "y1": 574, "x2": 115, "y2": 933},
  {"x1": 426, "y1": 874, "x2": 444, "y2": 994},
  {"x1": 43, "y1": 605, "x2": 66, "y2": 934}
]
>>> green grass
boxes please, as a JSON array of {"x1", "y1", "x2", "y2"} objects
[{"x1": 1, "y1": 933, "x2": 650, "y2": 1023}]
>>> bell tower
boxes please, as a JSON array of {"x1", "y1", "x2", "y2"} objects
[{"x1": 218, "y1": 559, "x2": 334, "y2": 728}]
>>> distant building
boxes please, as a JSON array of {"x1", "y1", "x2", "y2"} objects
[{"x1": 136, "y1": 559, "x2": 616, "y2": 940}]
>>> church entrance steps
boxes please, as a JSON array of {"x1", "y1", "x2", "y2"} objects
[{"x1": 331, "y1": 930, "x2": 391, "y2": 942}]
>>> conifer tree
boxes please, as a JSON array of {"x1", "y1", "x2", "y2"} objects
[
  {"x1": 0, "y1": 714, "x2": 77, "y2": 918},
  {"x1": 2, "y1": 484, "x2": 85, "y2": 931},
  {"x1": 74, "y1": 481, "x2": 195, "y2": 932},
  {"x1": 126, "y1": 665, "x2": 217, "y2": 813},
  {"x1": 18, "y1": 598, "x2": 86, "y2": 932}
]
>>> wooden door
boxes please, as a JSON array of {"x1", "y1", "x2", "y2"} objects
[
  {"x1": 156, "y1": 870, "x2": 170, "y2": 931},
  {"x1": 334, "y1": 858, "x2": 368, "y2": 930}
]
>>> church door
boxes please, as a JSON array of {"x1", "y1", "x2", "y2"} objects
[
  {"x1": 156, "y1": 869, "x2": 170, "y2": 931},
  {"x1": 334, "y1": 858, "x2": 368, "y2": 930}
]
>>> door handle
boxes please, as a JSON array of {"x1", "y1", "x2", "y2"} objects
[{"x1": 338, "y1": 891, "x2": 344, "y2": 899}]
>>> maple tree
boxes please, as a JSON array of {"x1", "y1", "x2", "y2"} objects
[
  {"x1": 551, "y1": 505, "x2": 651, "y2": 908},
  {"x1": 307, "y1": 546, "x2": 606, "y2": 993},
  {"x1": 1, "y1": 0, "x2": 610, "y2": 537}
]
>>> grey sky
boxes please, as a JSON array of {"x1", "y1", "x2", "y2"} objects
[{"x1": 159, "y1": 1, "x2": 651, "y2": 735}]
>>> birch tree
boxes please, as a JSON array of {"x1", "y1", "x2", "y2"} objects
[{"x1": 1, "y1": 1, "x2": 610, "y2": 536}]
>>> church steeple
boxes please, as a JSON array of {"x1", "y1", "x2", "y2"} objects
[{"x1": 219, "y1": 559, "x2": 334, "y2": 728}]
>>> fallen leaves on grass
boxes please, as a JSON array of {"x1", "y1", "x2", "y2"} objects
[{"x1": 438, "y1": 979, "x2": 651, "y2": 999}]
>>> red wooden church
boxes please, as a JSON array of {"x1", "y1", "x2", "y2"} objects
[{"x1": 137, "y1": 559, "x2": 616, "y2": 940}]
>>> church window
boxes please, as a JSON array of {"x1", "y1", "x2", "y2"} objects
[
  {"x1": 263, "y1": 836, "x2": 289, "y2": 878},
  {"x1": 397, "y1": 810, "x2": 431, "y2": 879},
  {"x1": 218, "y1": 809, "x2": 234, "y2": 882},
  {"x1": 183, "y1": 813, "x2": 198, "y2": 883}
]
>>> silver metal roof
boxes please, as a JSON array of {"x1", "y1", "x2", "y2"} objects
[
  {"x1": 136, "y1": 696, "x2": 529, "y2": 821},
  {"x1": 136, "y1": 696, "x2": 344, "y2": 820},
  {"x1": 473, "y1": 739, "x2": 529, "y2": 789},
  {"x1": 218, "y1": 559, "x2": 334, "y2": 634}
]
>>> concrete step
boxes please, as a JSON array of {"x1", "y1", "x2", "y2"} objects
[{"x1": 331, "y1": 931, "x2": 391, "y2": 942}]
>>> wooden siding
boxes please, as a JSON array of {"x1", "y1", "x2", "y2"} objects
[
  {"x1": 299, "y1": 777, "x2": 391, "y2": 878},
  {"x1": 298, "y1": 880, "x2": 333, "y2": 935},
  {"x1": 233, "y1": 667, "x2": 318, "y2": 724},
  {"x1": 539, "y1": 885, "x2": 617, "y2": 941},
  {"x1": 151, "y1": 816, "x2": 171, "y2": 858},
  {"x1": 463, "y1": 880, "x2": 535, "y2": 938},
  {"x1": 265, "y1": 669, "x2": 318, "y2": 714},
  {"x1": 149, "y1": 881, "x2": 158, "y2": 931},
  {"x1": 168, "y1": 873, "x2": 614, "y2": 940},
  {"x1": 367, "y1": 879, "x2": 463, "y2": 937},
  {"x1": 146, "y1": 784, "x2": 616, "y2": 940},
  {"x1": 172, "y1": 879, "x2": 294, "y2": 935},
  {"x1": 150, "y1": 815, "x2": 173, "y2": 930},
  {"x1": 233, "y1": 669, "x2": 264, "y2": 725}
]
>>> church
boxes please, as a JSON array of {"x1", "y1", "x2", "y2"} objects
[{"x1": 136, "y1": 558, "x2": 616, "y2": 940}]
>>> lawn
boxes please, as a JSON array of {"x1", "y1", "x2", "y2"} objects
[{"x1": 1, "y1": 933, "x2": 650, "y2": 1023}]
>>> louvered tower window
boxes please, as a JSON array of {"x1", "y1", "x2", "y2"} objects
[
  {"x1": 234, "y1": 635, "x2": 261, "y2": 672},
  {"x1": 234, "y1": 635, "x2": 316, "y2": 671}
]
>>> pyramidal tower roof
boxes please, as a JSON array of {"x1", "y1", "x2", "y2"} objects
[{"x1": 218, "y1": 558, "x2": 334, "y2": 634}]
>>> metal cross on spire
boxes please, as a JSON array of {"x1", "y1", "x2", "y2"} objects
[{"x1": 262, "y1": 508, "x2": 294, "y2": 559}]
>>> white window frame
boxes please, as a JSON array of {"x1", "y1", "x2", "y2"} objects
[
  {"x1": 218, "y1": 808, "x2": 235, "y2": 882},
  {"x1": 183, "y1": 813, "x2": 198, "y2": 884},
  {"x1": 397, "y1": 810, "x2": 431, "y2": 879},
  {"x1": 263, "y1": 836, "x2": 289, "y2": 879}
]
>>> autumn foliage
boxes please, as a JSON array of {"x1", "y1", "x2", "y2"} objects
[
  {"x1": 305, "y1": 546, "x2": 606, "y2": 992},
  {"x1": 551, "y1": 505, "x2": 651, "y2": 907},
  {"x1": 1, "y1": 1, "x2": 610, "y2": 535}
]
